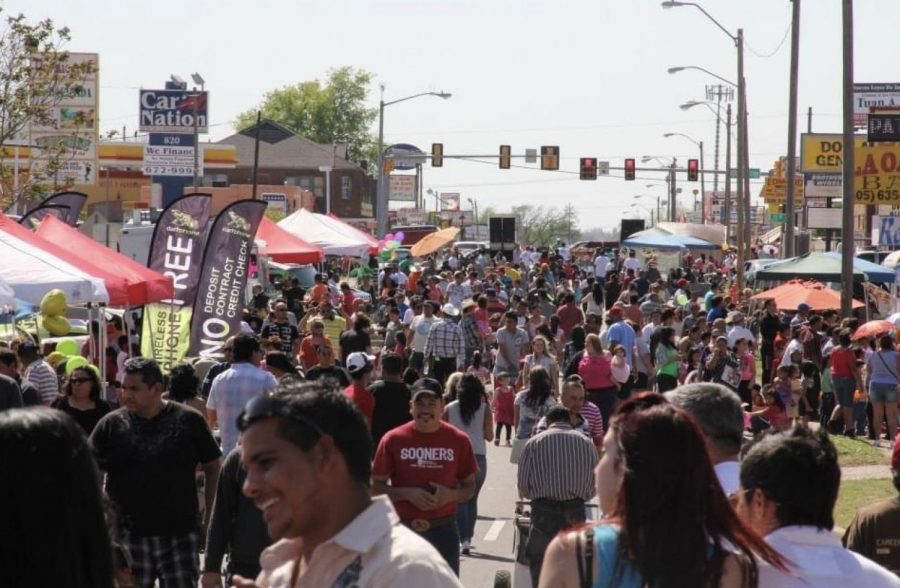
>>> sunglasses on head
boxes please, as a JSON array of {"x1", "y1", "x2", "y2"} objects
[{"x1": 237, "y1": 393, "x2": 327, "y2": 437}]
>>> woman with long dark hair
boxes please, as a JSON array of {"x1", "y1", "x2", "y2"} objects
[
  {"x1": 444, "y1": 373, "x2": 493, "y2": 554},
  {"x1": 164, "y1": 362, "x2": 206, "y2": 413},
  {"x1": 539, "y1": 393, "x2": 788, "y2": 588},
  {"x1": 0, "y1": 408, "x2": 116, "y2": 587},
  {"x1": 51, "y1": 366, "x2": 112, "y2": 434},
  {"x1": 654, "y1": 327, "x2": 680, "y2": 393},
  {"x1": 512, "y1": 366, "x2": 557, "y2": 462}
]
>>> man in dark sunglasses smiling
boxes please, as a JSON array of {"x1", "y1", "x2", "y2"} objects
[{"x1": 234, "y1": 382, "x2": 461, "y2": 587}]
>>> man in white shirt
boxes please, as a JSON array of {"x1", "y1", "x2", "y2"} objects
[
  {"x1": 736, "y1": 427, "x2": 900, "y2": 587},
  {"x1": 623, "y1": 249, "x2": 641, "y2": 273},
  {"x1": 407, "y1": 301, "x2": 438, "y2": 372},
  {"x1": 593, "y1": 250, "x2": 610, "y2": 279},
  {"x1": 665, "y1": 383, "x2": 744, "y2": 496},
  {"x1": 237, "y1": 382, "x2": 461, "y2": 588},
  {"x1": 726, "y1": 311, "x2": 755, "y2": 350}
]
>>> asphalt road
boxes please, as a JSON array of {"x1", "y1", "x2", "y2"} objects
[{"x1": 458, "y1": 439, "x2": 524, "y2": 588}]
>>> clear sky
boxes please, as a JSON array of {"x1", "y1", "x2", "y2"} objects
[{"x1": 9, "y1": 0, "x2": 900, "y2": 229}]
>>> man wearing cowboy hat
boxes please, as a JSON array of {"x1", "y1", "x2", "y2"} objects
[{"x1": 423, "y1": 304, "x2": 465, "y2": 387}]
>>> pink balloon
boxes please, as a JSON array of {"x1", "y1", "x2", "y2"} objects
[
  {"x1": 395, "y1": 231, "x2": 406, "y2": 242},
  {"x1": 384, "y1": 233, "x2": 394, "y2": 242},
  {"x1": 377, "y1": 239, "x2": 386, "y2": 249}
]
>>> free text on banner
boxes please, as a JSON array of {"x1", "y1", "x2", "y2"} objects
[
  {"x1": 187, "y1": 199, "x2": 267, "y2": 362},
  {"x1": 140, "y1": 193, "x2": 211, "y2": 372},
  {"x1": 800, "y1": 134, "x2": 900, "y2": 204}
]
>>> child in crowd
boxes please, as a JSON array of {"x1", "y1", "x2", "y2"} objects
[
  {"x1": 735, "y1": 338, "x2": 755, "y2": 406},
  {"x1": 680, "y1": 347, "x2": 701, "y2": 384},
  {"x1": 747, "y1": 384, "x2": 789, "y2": 434},
  {"x1": 800, "y1": 360, "x2": 820, "y2": 425},
  {"x1": 788, "y1": 364, "x2": 808, "y2": 427},
  {"x1": 467, "y1": 351, "x2": 492, "y2": 387},
  {"x1": 774, "y1": 365, "x2": 796, "y2": 422},
  {"x1": 491, "y1": 372, "x2": 515, "y2": 446},
  {"x1": 609, "y1": 344, "x2": 631, "y2": 390},
  {"x1": 393, "y1": 332, "x2": 408, "y2": 367},
  {"x1": 819, "y1": 353, "x2": 838, "y2": 432}
]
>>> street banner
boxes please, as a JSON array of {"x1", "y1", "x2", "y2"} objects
[
  {"x1": 140, "y1": 193, "x2": 211, "y2": 371},
  {"x1": 18, "y1": 204, "x2": 71, "y2": 228},
  {"x1": 21, "y1": 190, "x2": 87, "y2": 225},
  {"x1": 187, "y1": 199, "x2": 267, "y2": 361}
]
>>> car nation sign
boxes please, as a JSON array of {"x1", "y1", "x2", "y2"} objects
[{"x1": 139, "y1": 89, "x2": 208, "y2": 133}]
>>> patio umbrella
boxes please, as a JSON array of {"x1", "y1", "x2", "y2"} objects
[
  {"x1": 410, "y1": 227, "x2": 461, "y2": 257},
  {"x1": 851, "y1": 319, "x2": 895, "y2": 341},
  {"x1": 750, "y1": 279, "x2": 864, "y2": 311}
]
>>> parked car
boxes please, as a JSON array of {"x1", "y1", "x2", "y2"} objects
[
  {"x1": 744, "y1": 258, "x2": 782, "y2": 287},
  {"x1": 265, "y1": 262, "x2": 372, "y2": 305}
]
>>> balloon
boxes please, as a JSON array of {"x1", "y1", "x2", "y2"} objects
[
  {"x1": 46, "y1": 351, "x2": 69, "y2": 369},
  {"x1": 42, "y1": 315, "x2": 71, "y2": 337},
  {"x1": 85, "y1": 364, "x2": 101, "y2": 379},
  {"x1": 395, "y1": 231, "x2": 405, "y2": 243},
  {"x1": 40, "y1": 289, "x2": 68, "y2": 316},
  {"x1": 65, "y1": 356, "x2": 89, "y2": 375},
  {"x1": 676, "y1": 293, "x2": 688, "y2": 306},
  {"x1": 386, "y1": 241, "x2": 399, "y2": 250},
  {"x1": 384, "y1": 233, "x2": 394, "y2": 242},
  {"x1": 55, "y1": 338, "x2": 78, "y2": 356},
  {"x1": 377, "y1": 239, "x2": 386, "y2": 249}
]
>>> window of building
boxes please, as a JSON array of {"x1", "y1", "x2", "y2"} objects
[{"x1": 341, "y1": 176, "x2": 352, "y2": 200}]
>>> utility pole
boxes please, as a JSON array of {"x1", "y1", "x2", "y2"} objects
[
  {"x1": 192, "y1": 89, "x2": 200, "y2": 189},
  {"x1": 735, "y1": 27, "x2": 747, "y2": 294},
  {"x1": 669, "y1": 158, "x2": 677, "y2": 221},
  {"x1": 840, "y1": 0, "x2": 855, "y2": 315},
  {"x1": 724, "y1": 103, "x2": 733, "y2": 244},
  {"x1": 784, "y1": 0, "x2": 801, "y2": 257}
]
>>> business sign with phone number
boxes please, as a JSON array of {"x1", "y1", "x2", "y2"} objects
[{"x1": 801, "y1": 134, "x2": 900, "y2": 203}]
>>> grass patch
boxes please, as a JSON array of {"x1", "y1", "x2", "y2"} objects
[
  {"x1": 834, "y1": 478, "x2": 896, "y2": 530},
  {"x1": 831, "y1": 434, "x2": 890, "y2": 467}
]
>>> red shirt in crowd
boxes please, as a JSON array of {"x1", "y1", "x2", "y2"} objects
[
  {"x1": 578, "y1": 354, "x2": 615, "y2": 390},
  {"x1": 343, "y1": 382, "x2": 374, "y2": 426},
  {"x1": 372, "y1": 421, "x2": 478, "y2": 521},
  {"x1": 830, "y1": 346, "x2": 857, "y2": 379}
]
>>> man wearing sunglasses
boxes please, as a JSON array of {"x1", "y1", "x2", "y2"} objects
[
  {"x1": 372, "y1": 378, "x2": 478, "y2": 576},
  {"x1": 235, "y1": 383, "x2": 461, "y2": 587}
]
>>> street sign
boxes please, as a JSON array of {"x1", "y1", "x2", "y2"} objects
[
  {"x1": 770, "y1": 213, "x2": 786, "y2": 223},
  {"x1": 598, "y1": 161, "x2": 610, "y2": 176},
  {"x1": 525, "y1": 148, "x2": 537, "y2": 164},
  {"x1": 728, "y1": 168, "x2": 760, "y2": 179},
  {"x1": 142, "y1": 134, "x2": 197, "y2": 177},
  {"x1": 867, "y1": 111, "x2": 900, "y2": 142},
  {"x1": 853, "y1": 83, "x2": 900, "y2": 127},
  {"x1": 761, "y1": 176, "x2": 804, "y2": 201},
  {"x1": 384, "y1": 143, "x2": 425, "y2": 171}
]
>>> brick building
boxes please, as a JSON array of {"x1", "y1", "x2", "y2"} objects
[{"x1": 215, "y1": 120, "x2": 375, "y2": 220}]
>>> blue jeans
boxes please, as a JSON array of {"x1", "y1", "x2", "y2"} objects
[
  {"x1": 419, "y1": 522, "x2": 460, "y2": 576},
  {"x1": 456, "y1": 453, "x2": 487, "y2": 541}
]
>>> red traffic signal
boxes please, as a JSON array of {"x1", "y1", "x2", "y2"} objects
[
  {"x1": 624, "y1": 158, "x2": 636, "y2": 181},
  {"x1": 580, "y1": 157, "x2": 597, "y2": 180},
  {"x1": 687, "y1": 158, "x2": 699, "y2": 182}
]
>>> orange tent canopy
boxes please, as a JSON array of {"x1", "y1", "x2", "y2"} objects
[{"x1": 750, "y1": 279, "x2": 863, "y2": 311}]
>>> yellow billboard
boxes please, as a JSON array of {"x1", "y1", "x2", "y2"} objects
[{"x1": 800, "y1": 133, "x2": 900, "y2": 204}]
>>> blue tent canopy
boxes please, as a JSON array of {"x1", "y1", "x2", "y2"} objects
[
  {"x1": 823, "y1": 252, "x2": 895, "y2": 284},
  {"x1": 622, "y1": 228, "x2": 718, "y2": 251}
]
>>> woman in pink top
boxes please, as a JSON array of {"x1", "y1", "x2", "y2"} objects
[
  {"x1": 577, "y1": 333, "x2": 617, "y2": 429},
  {"x1": 735, "y1": 338, "x2": 756, "y2": 406}
]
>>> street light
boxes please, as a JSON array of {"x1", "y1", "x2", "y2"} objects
[
  {"x1": 189, "y1": 72, "x2": 205, "y2": 189},
  {"x1": 376, "y1": 88, "x2": 451, "y2": 237},
  {"x1": 663, "y1": 0, "x2": 750, "y2": 294},
  {"x1": 664, "y1": 133, "x2": 705, "y2": 222},
  {"x1": 667, "y1": 66, "x2": 736, "y2": 88}
]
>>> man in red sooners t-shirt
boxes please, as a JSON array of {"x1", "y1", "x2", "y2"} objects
[{"x1": 372, "y1": 377, "x2": 477, "y2": 576}]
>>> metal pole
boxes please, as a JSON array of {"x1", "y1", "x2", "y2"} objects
[
  {"x1": 669, "y1": 159, "x2": 677, "y2": 222},
  {"x1": 324, "y1": 167, "x2": 332, "y2": 215},
  {"x1": 657, "y1": 196, "x2": 661, "y2": 229},
  {"x1": 192, "y1": 91, "x2": 199, "y2": 189},
  {"x1": 840, "y1": 0, "x2": 855, "y2": 315},
  {"x1": 251, "y1": 111, "x2": 261, "y2": 200},
  {"x1": 104, "y1": 167, "x2": 111, "y2": 247},
  {"x1": 724, "y1": 104, "x2": 732, "y2": 243},
  {"x1": 735, "y1": 28, "x2": 746, "y2": 293},
  {"x1": 699, "y1": 141, "x2": 706, "y2": 221},
  {"x1": 784, "y1": 0, "x2": 801, "y2": 257},
  {"x1": 714, "y1": 94, "x2": 721, "y2": 192},
  {"x1": 376, "y1": 89, "x2": 386, "y2": 237}
]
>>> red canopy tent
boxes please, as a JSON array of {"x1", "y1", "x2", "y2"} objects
[
  {"x1": 34, "y1": 214, "x2": 174, "y2": 306},
  {"x1": 0, "y1": 214, "x2": 135, "y2": 306},
  {"x1": 255, "y1": 217, "x2": 324, "y2": 264}
]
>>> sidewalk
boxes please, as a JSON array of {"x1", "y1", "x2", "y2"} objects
[{"x1": 842, "y1": 463, "x2": 892, "y2": 480}]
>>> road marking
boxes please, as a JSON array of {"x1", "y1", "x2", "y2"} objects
[{"x1": 483, "y1": 520, "x2": 506, "y2": 541}]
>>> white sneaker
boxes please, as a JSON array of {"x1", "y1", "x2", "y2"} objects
[
  {"x1": 871, "y1": 439, "x2": 882, "y2": 448},
  {"x1": 460, "y1": 539, "x2": 471, "y2": 555}
]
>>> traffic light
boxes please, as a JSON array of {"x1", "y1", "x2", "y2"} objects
[
  {"x1": 579, "y1": 157, "x2": 597, "y2": 180},
  {"x1": 499, "y1": 145, "x2": 511, "y2": 169},
  {"x1": 687, "y1": 158, "x2": 699, "y2": 182},
  {"x1": 431, "y1": 143, "x2": 443, "y2": 167},
  {"x1": 624, "y1": 158, "x2": 636, "y2": 181},
  {"x1": 540, "y1": 146, "x2": 559, "y2": 170}
]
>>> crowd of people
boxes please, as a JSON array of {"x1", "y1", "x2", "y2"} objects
[{"x1": 1, "y1": 240, "x2": 899, "y2": 587}]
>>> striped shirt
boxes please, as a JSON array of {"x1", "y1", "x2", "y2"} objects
[
  {"x1": 517, "y1": 423, "x2": 597, "y2": 502},
  {"x1": 25, "y1": 359, "x2": 59, "y2": 404},
  {"x1": 423, "y1": 319, "x2": 465, "y2": 368},
  {"x1": 534, "y1": 400, "x2": 604, "y2": 446},
  {"x1": 207, "y1": 362, "x2": 278, "y2": 454}
]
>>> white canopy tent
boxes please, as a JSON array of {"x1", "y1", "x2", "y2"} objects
[
  {"x1": 0, "y1": 228, "x2": 109, "y2": 305},
  {"x1": 278, "y1": 208, "x2": 372, "y2": 257},
  {"x1": 0, "y1": 276, "x2": 14, "y2": 309}
]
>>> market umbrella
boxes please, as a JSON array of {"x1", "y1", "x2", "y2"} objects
[
  {"x1": 750, "y1": 279, "x2": 864, "y2": 311},
  {"x1": 410, "y1": 227, "x2": 461, "y2": 257},
  {"x1": 851, "y1": 319, "x2": 895, "y2": 341},
  {"x1": 755, "y1": 252, "x2": 868, "y2": 283}
]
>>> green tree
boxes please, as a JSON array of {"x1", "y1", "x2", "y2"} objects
[
  {"x1": 510, "y1": 205, "x2": 582, "y2": 247},
  {"x1": 235, "y1": 66, "x2": 377, "y2": 164},
  {"x1": 0, "y1": 11, "x2": 96, "y2": 209}
]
